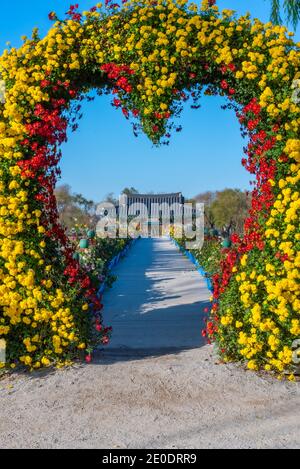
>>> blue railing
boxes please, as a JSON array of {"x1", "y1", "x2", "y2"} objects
[
  {"x1": 97, "y1": 237, "x2": 138, "y2": 296},
  {"x1": 171, "y1": 238, "x2": 214, "y2": 293}
]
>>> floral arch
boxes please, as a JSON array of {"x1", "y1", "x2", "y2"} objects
[{"x1": 0, "y1": 0, "x2": 299, "y2": 374}]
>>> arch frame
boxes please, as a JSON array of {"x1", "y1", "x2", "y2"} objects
[{"x1": 0, "y1": 0, "x2": 299, "y2": 374}]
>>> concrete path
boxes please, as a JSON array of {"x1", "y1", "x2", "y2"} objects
[
  {"x1": 103, "y1": 238, "x2": 210, "y2": 352},
  {"x1": 1, "y1": 237, "x2": 299, "y2": 449}
]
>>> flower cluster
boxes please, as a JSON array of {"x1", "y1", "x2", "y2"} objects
[{"x1": 0, "y1": 0, "x2": 299, "y2": 372}]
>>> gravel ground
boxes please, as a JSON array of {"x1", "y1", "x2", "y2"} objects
[{"x1": 0, "y1": 346, "x2": 299, "y2": 449}]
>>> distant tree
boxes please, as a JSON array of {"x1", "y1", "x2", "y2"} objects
[
  {"x1": 194, "y1": 191, "x2": 217, "y2": 229},
  {"x1": 55, "y1": 184, "x2": 96, "y2": 230},
  {"x1": 210, "y1": 189, "x2": 250, "y2": 237},
  {"x1": 104, "y1": 192, "x2": 118, "y2": 205},
  {"x1": 121, "y1": 187, "x2": 139, "y2": 196},
  {"x1": 73, "y1": 193, "x2": 95, "y2": 214}
]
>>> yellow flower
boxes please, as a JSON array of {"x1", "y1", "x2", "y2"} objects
[
  {"x1": 247, "y1": 360, "x2": 258, "y2": 371},
  {"x1": 41, "y1": 357, "x2": 50, "y2": 366}
]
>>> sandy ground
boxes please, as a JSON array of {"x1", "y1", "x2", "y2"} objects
[
  {"x1": 0, "y1": 346, "x2": 299, "y2": 449},
  {"x1": 0, "y1": 239, "x2": 299, "y2": 449}
]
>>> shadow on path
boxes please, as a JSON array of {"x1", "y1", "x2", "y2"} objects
[{"x1": 100, "y1": 238, "x2": 211, "y2": 362}]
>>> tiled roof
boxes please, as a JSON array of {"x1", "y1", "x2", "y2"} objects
[{"x1": 125, "y1": 193, "x2": 182, "y2": 198}]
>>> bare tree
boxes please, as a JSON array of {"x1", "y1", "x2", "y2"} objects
[{"x1": 55, "y1": 184, "x2": 96, "y2": 229}]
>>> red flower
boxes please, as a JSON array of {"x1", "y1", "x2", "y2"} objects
[
  {"x1": 48, "y1": 12, "x2": 56, "y2": 21},
  {"x1": 113, "y1": 98, "x2": 121, "y2": 107},
  {"x1": 231, "y1": 233, "x2": 240, "y2": 244},
  {"x1": 248, "y1": 118, "x2": 260, "y2": 131},
  {"x1": 40, "y1": 79, "x2": 50, "y2": 88},
  {"x1": 207, "y1": 322, "x2": 215, "y2": 335},
  {"x1": 85, "y1": 354, "x2": 92, "y2": 363}
]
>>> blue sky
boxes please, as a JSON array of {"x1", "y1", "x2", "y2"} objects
[{"x1": 1, "y1": 1, "x2": 299, "y2": 202}]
